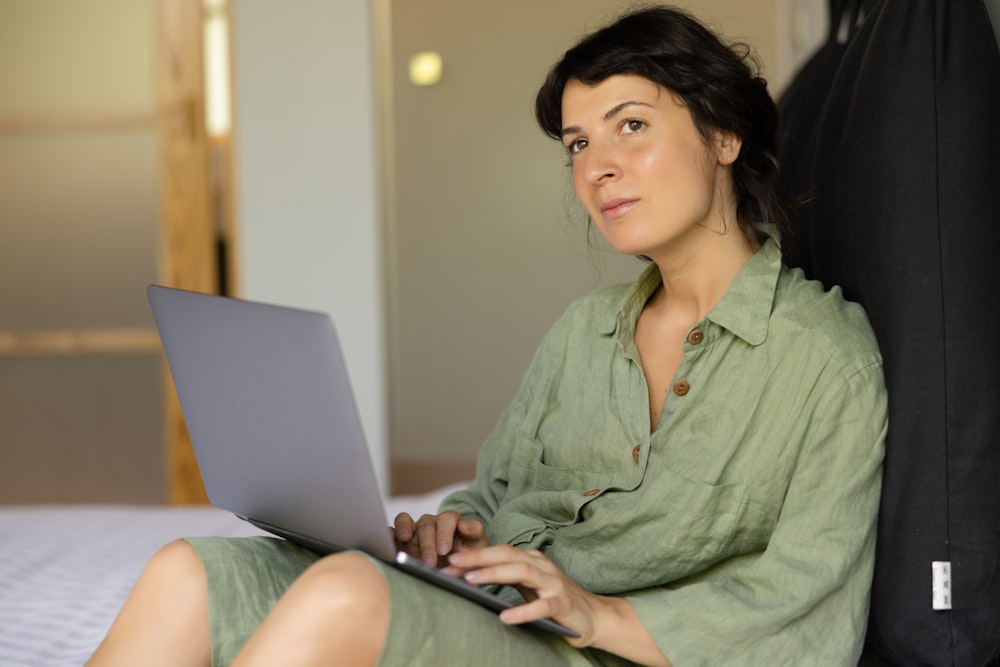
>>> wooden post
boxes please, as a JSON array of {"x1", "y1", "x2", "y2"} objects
[{"x1": 156, "y1": 0, "x2": 216, "y2": 504}]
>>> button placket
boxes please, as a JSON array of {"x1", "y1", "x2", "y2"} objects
[{"x1": 670, "y1": 326, "x2": 705, "y2": 400}]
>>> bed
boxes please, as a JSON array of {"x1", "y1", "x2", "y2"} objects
[{"x1": 0, "y1": 483, "x2": 464, "y2": 667}]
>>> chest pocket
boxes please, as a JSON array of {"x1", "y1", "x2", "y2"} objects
[
  {"x1": 636, "y1": 466, "x2": 751, "y2": 574},
  {"x1": 551, "y1": 465, "x2": 771, "y2": 593}
]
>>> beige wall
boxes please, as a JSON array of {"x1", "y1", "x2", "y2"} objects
[
  {"x1": 230, "y1": 0, "x2": 388, "y2": 492},
  {"x1": 386, "y1": 0, "x2": 804, "y2": 493}
]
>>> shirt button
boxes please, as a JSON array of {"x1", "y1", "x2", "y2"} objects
[
  {"x1": 672, "y1": 380, "x2": 690, "y2": 396},
  {"x1": 583, "y1": 489, "x2": 600, "y2": 497},
  {"x1": 687, "y1": 329, "x2": 705, "y2": 345},
  {"x1": 632, "y1": 444, "x2": 641, "y2": 463}
]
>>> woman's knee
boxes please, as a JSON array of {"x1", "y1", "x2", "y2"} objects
[
  {"x1": 87, "y1": 540, "x2": 210, "y2": 666},
  {"x1": 293, "y1": 551, "x2": 390, "y2": 617},
  {"x1": 233, "y1": 552, "x2": 389, "y2": 666},
  {"x1": 269, "y1": 551, "x2": 391, "y2": 646},
  {"x1": 145, "y1": 539, "x2": 206, "y2": 585},
  {"x1": 127, "y1": 538, "x2": 208, "y2": 614}
]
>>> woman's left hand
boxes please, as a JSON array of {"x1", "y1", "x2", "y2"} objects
[{"x1": 446, "y1": 544, "x2": 601, "y2": 647}]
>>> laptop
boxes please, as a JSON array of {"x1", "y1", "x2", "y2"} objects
[{"x1": 146, "y1": 285, "x2": 577, "y2": 638}]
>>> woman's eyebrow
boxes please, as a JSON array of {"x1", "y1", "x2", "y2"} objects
[
  {"x1": 560, "y1": 100, "x2": 655, "y2": 137},
  {"x1": 603, "y1": 100, "x2": 654, "y2": 121}
]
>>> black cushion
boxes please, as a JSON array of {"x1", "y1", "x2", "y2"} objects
[
  {"x1": 776, "y1": 1, "x2": 851, "y2": 274},
  {"x1": 780, "y1": 0, "x2": 1000, "y2": 663}
]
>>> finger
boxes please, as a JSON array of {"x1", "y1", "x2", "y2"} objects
[
  {"x1": 449, "y1": 544, "x2": 536, "y2": 569},
  {"x1": 439, "y1": 564, "x2": 472, "y2": 579},
  {"x1": 393, "y1": 512, "x2": 415, "y2": 542},
  {"x1": 498, "y1": 596, "x2": 562, "y2": 627},
  {"x1": 415, "y1": 514, "x2": 442, "y2": 565},
  {"x1": 462, "y1": 560, "x2": 534, "y2": 585},
  {"x1": 434, "y1": 510, "x2": 462, "y2": 556},
  {"x1": 457, "y1": 548, "x2": 563, "y2": 594},
  {"x1": 390, "y1": 526, "x2": 407, "y2": 552},
  {"x1": 500, "y1": 594, "x2": 591, "y2": 648},
  {"x1": 456, "y1": 518, "x2": 487, "y2": 547}
]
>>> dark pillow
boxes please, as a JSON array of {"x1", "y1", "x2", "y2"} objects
[
  {"x1": 798, "y1": 0, "x2": 1000, "y2": 664},
  {"x1": 776, "y1": 1, "x2": 852, "y2": 275}
]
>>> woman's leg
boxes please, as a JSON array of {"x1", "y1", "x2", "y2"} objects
[
  {"x1": 86, "y1": 539, "x2": 211, "y2": 667},
  {"x1": 232, "y1": 551, "x2": 390, "y2": 667},
  {"x1": 86, "y1": 538, "x2": 589, "y2": 667}
]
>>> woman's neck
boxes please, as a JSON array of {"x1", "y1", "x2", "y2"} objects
[{"x1": 647, "y1": 224, "x2": 757, "y2": 325}]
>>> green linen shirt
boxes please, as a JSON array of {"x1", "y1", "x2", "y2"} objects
[{"x1": 440, "y1": 237, "x2": 887, "y2": 667}]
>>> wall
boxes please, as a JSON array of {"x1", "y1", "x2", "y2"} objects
[
  {"x1": 230, "y1": 0, "x2": 388, "y2": 492},
  {"x1": 0, "y1": 0, "x2": 165, "y2": 503}
]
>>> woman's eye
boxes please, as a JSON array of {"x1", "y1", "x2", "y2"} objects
[
  {"x1": 622, "y1": 119, "x2": 646, "y2": 134},
  {"x1": 566, "y1": 138, "x2": 588, "y2": 155}
]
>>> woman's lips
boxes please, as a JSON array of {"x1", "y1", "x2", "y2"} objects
[{"x1": 599, "y1": 198, "x2": 639, "y2": 220}]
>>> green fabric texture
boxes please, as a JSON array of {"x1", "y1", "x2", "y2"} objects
[
  {"x1": 186, "y1": 537, "x2": 319, "y2": 666},
  {"x1": 186, "y1": 537, "x2": 605, "y2": 667},
  {"x1": 440, "y1": 237, "x2": 887, "y2": 666}
]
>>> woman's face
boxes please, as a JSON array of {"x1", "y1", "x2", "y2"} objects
[{"x1": 560, "y1": 74, "x2": 740, "y2": 263}]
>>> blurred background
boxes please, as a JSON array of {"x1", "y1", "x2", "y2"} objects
[{"x1": 0, "y1": 0, "x2": 919, "y2": 504}]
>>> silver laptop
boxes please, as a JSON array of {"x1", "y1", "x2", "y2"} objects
[{"x1": 146, "y1": 285, "x2": 576, "y2": 637}]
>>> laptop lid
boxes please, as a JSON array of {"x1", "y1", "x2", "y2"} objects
[{"x1": 147, "y1": 285, "x2": 395, "y2": 561}]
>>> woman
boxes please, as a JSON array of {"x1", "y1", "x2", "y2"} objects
[{"x1": 89, "y1": 6, "x2": 886, "y2": 666}]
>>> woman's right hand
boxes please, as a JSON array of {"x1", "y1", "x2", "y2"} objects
[{"x1": 392, "y1": 510, "x2": 488, "y2": 568}]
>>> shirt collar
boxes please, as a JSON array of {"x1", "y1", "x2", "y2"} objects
[{"x1": 600, "y1": 234, "x2": 782, "y2": 347}]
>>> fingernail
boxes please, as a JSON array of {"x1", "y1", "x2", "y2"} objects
[
  {"x1": 449, "y1": 552, "x2": 467, "y2": 565},
  {"x1": 465, "y1": 570, "x2": 481, "y2": 583},
  {"x1": 438, "y1": 541, "x2": 449, "y2": 555}
]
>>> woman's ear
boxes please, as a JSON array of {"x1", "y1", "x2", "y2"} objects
[{"x1": 715, "y1": 132, "x2": 742, "y2": 165}]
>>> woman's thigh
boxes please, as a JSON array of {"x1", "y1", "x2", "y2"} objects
[
  {"x1": 186, "y1": 536, "x2": 320, "y2": 665},
  {"x1": 187, "y1": 536, "x2": 611, "y2": 667}
]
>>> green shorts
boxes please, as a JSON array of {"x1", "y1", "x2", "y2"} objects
[{"x1": 185, "y1": 536, "x2": 625, "y2": 667}]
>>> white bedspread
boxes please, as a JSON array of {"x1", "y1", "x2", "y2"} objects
[{"x1": 0, "y1": 484, "x2": 463, "y2": 667}]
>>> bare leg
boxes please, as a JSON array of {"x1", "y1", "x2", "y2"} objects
[
  {"x1": 232, "y1": 552, "x2": 390, "y2": 667},
  {"x1": 86, "y1": 539, "x2": 211, "y2": 667}
]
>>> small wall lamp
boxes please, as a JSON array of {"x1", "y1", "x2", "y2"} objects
[{"x1": 409, "y1": 52, "x2": 443, "y2": 86}]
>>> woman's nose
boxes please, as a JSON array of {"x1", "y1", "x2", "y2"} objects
[{"x1": 581, "y1": 143, "x2": 622, "y2": 184}]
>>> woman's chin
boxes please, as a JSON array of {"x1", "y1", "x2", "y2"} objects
[{"x1": 602, "y1": 236, "x2": 659, "y2": 260}]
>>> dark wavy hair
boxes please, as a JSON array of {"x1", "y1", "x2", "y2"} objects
[{"x1": 535, "y1": 5, "x2": 788, "y2": 244}]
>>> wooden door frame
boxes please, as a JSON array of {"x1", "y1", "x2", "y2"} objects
[{"x1": 156, "y1": 0, "x2": 228, "y2": 504}]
